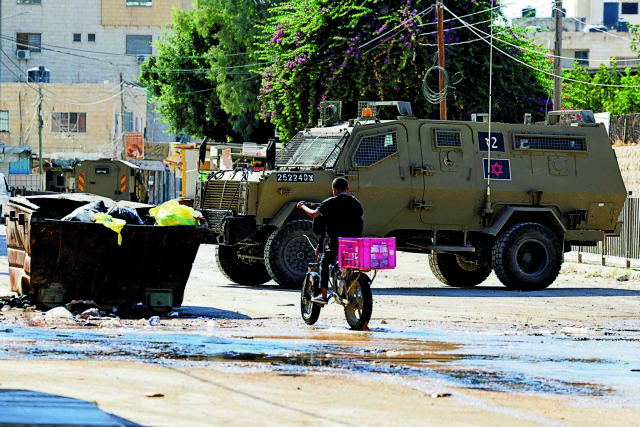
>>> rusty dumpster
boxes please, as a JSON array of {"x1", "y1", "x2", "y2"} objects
[{"x1": 6, "y1": 194, "x2": 205, "y2": 312}]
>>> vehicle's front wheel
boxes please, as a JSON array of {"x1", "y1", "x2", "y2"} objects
[
  {"x1": 300, "y1": 271, "x2": 321, "y2": 325},
  {"x1": 265, "y1": 220, "x2": 319, "y2": 288},
  {"x1": 216, "y1": 244, "x2": 272, "y2": 286},
  {"x1": 344, "y1": 272, "x2": 372, "y2": 330},
  {"x1": 492, "y1": 222, "x2": 562, "y2": 291},
  {"x1": 429, "y1": 253, "x2": 491, "y2": 287}
]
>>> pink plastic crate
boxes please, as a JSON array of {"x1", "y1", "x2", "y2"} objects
[{"x1": 338, "y1": 237, "x2": 396, "y2": 270}]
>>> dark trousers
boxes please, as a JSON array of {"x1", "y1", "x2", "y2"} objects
[{"x1": 320, "y1": 244, "x2": 338, "y2": 290}]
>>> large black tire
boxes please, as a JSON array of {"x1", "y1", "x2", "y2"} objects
[
  {"x1": 492, "y1": 222, "x2": 563, "y2": 291},
  {"x1": 216, "y1": 245, "x2": 272, "y2": 286},
  {"x1": 300, "y1": 271, "x2": 321, "y2": 325},
  {"x1": 265, "y1": 220, "x2": 319, "y2": 288},
  {"x1": 344, "y1": 272, "x2": 372, "y2": 330},
  {"x1": 428, "y1": 253, "x2": 491, "y2": 287}
]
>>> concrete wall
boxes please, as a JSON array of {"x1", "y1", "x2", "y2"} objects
[
  {"x1": 614, "y1": 145, "x2": 640, "y2": 196},
  {"x1": 0, "y1": 83, "x2": 147, "y2": 161},
  {"x1": 531, "y1": 31, "x2": 637, "y2": 69}
]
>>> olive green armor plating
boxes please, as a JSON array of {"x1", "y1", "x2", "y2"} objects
[{"x1": 196, "y1": 103, "x2": 626, "y2": 291}]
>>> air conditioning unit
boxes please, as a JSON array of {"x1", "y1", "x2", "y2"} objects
[
  {"x1": 135, "y1": 55, "x2": 146, "y2": 63},
  {"x1": 16, "y1": 49, "x2": 30, "y2": 60}
]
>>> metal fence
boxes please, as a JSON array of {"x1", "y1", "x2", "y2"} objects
[{"x1": 574, "y1": 197, "x2": 640, "y2": 268}]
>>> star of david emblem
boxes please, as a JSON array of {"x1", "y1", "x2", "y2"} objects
[{"x1": 491, "y1": 161, "x2": 503, "y2": 177}]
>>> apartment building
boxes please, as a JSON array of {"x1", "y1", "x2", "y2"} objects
[
  {"x1": 0, "y1": 0, "x2": 194, "y2": 196},
  {"x1": 513, "y1": 0, "x2": 640, "y2": 69}
]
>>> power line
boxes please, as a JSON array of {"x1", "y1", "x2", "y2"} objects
[{"x1": 443, "y1": 4, "x2": 640, "y2": 89}]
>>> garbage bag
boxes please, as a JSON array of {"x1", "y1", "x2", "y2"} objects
[
  {"x1": 149, "y1": 200, "x2": 197, "y2": 226},
  {"x1": 107, "y1": 205, "x2": 143, "y2": 225},
  {"x1": 93, "y1": 212, "x2": 126, "y2": 245},
  {"x1": 62, "y1": 200, "x2": 107, "y2": 222}
]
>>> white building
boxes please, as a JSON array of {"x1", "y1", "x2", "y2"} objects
[
  {"x1": 0, "y1": 0, "x2": 195, "y2": 196},
  {"x1": 513, "y1": 0, "x2": 640, "y2": 69}
]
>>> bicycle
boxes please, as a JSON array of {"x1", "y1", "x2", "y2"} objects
[{"x1": 300, "y1": 236, "x2": 395, "y2": 330}]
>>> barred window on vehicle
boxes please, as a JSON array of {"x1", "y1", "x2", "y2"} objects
[
  {"x1": 513, "y1": 134, "x2": 587, "y2": 152},
  {"x1": 434, "y1": 130, "x2": 461, "y2": 147},
  {"x1": 51, "y1": 112, "x2": 87, "y2": 133},
  {"x1": 353, "y1": 132, "x2": 398, "y2": 167},
  {"x1": 0, "y1": 111, "x2": 8, "y2": 132}
]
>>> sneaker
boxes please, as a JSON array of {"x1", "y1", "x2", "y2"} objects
[{"x1": 311, "y1": 295, "x2": 329, "y2": 305}]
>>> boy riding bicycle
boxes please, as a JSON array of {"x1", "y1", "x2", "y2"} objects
[{"x1": 297, "y1": 177, "x2": 364, "y2": 304}]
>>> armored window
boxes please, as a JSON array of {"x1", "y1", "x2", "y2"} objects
[
  {"x1": 88, "y1": 34, "x2": 96, "y2": 42},
  {"x1": 126, "y1": 35, "x2": 152, "y2": 55},
  {"x1": 95, "y1": 167, "x2": 110, "y2": 175},
  {"x1": 51, "y1": 112, "x2": 87, "y2": 133},
  {"x1": 73, "y1": 33, "x2": 82, "y2": 42},
  {"x1": 434, "y1": 130, "x2": 461, "y2": 147},
  {"x1": 17, "y1": 0, "x2": 41, "y2": 4},
  {"x1": 16, "y1": 32, "x2": 41, "y2": 52},
  {"x1": 513, "y1": 134, "x2": 587, "y2": 151},
  {"x1": 0, "y1": 111, "x2": 8, "y2": 132},
  {"x1": 353, "y1": 132, "x2": 398, "y2": 167}
]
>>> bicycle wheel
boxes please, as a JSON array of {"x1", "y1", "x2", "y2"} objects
[
  {"x1": 343, "y1": 272, "x2": 372, "y2": 330},
  {"x1": 300, "y1": 271, "x2": 321, "y2": 325}
]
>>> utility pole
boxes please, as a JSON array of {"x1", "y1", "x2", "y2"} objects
[
  {"x1": 553, "y1": 0, "x2": 563, "y2": 111},
  {"x1": 437, "y1": 0, "x2": 447, "y2": 120},
  {"x1": 120, "y1": 72, "x2": 126, "y2": 160},
  {"x1": 38, "y1": 85, "x2": 44, "y2": 190}
]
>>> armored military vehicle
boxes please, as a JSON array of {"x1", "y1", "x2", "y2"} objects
[{"x1": 195, "y1": 101, "x2": 626, "y2": 291}]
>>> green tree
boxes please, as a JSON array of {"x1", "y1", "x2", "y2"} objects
[
  {"x1": 563, "y1": 60, "x2": 640, "y2": 115},
  {"x1": 139, "y1": 0, "x2": 279, "y2": 141},
  {"x1": 259, "y1": 0, "x2": 553, "y2": 140}
]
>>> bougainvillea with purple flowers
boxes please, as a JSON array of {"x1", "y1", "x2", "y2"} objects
[{"x1": 259, "y1": 0, "x2": 552, "y2": 141}]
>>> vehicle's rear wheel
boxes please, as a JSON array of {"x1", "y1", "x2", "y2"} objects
[
  {"x1": 429, "y1": 253, "x2": 491, "y2": 287},
  {"x1": 265, "y1": 220, "x2": 319, "y2": 288},
  {"x1": 492, "y1": 222, "x2": 562, "y2": 291},
  {"x1": 215, "y1": 244, "x2": 271, "y2": 286}
]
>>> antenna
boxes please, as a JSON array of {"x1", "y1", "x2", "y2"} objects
[{"x1": 484, "y1": 4, "x2": 495, "y2": 220}]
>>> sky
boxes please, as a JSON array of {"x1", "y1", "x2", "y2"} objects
[{"x1": 501, "y1": 0, "x2": 577, "y2": 20}]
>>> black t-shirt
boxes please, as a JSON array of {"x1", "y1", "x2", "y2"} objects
[{"x1": 316, "y1": 193, "x2": 364, "y2": 248}]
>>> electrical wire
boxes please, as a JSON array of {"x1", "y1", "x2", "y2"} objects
[{"x1": 443, "y1": 4, "x2": 640, "y2": 89}]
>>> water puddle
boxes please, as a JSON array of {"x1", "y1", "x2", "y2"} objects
[{"x1": 1, "y1": 322, "x2": 637, "y2": 400}]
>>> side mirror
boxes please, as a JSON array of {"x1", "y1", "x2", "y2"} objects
[{"x1": 266, "y1": 138, "x2": 277, "y2": 170}]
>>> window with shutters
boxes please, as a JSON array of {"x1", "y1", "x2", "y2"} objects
[
  {"x1": 0, "y1": 111, "x2": 9, "y2": 132},
  {"x1": 126, "y1": 35, "x2": 152, "y2": 55}
]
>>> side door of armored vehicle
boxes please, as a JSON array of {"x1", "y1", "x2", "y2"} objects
[
  {"x1": 416, "y1": 123, "x2": 481, "y2": 227},
  {"x1": 345, "y1": 123, "x2": 418, "y2": 236}
]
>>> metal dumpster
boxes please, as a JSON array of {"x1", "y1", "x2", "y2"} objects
[{"x1": 6, "y1": 194, "x2": 205, "y2": 312}]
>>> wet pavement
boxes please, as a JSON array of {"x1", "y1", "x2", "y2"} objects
[
  {"x1": 1, "y1": 223, "x2": 640, "y2": 425},
  {"x1": 1, "y1": 317, "x2": 638, "y2": 403}
]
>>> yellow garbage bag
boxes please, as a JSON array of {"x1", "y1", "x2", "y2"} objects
[
  {"x1": 149, "y1": 200, "x2": 197, "y2": 226},
  {"x1": 93, "y1": 212, "x2": 126, "y2": 245}
]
